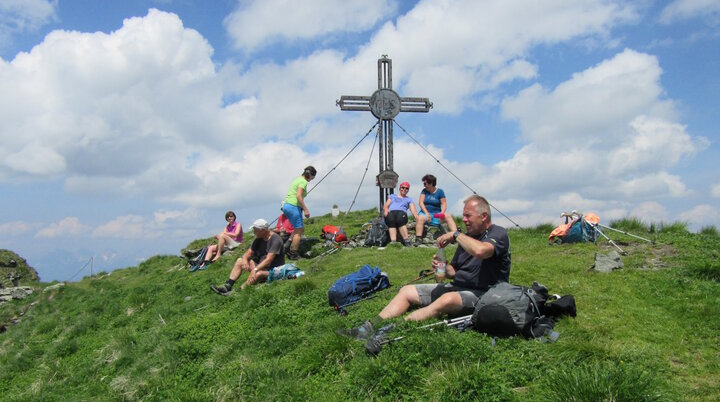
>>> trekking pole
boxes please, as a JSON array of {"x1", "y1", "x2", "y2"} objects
[
  {"x1": 335, "y1": 294, "x2": 379, "y2": 315},
  {"x1": 591, "y1": 225, "x2": 627, "y2": 255},
  {"x1": 365, "y1": 315, "x2": 473, "y2": 356},
  {"x1": 399, "y1": 269, "x2": 434, "y2": 287},
  {"x1": 597, "y1": 223, "x2": 653, "y2": 244}
]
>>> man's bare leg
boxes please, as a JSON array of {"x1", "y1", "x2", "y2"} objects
[
  {"x1": 405, "y1": 292, "x2": 464, "y2": 321},
  {"x1": 378, "y1": 285, "x2": 421, "y2": 319}
]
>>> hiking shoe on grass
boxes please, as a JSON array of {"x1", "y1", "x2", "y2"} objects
[
  {"x1": 364, "y1": 323, "x2": 396, "y2": 356},
  {"x1": 403, "y1": 239, "x2": 411, "y2": 247},
  {"x1": 287, "y1": 250, "x2": 300, "y2": 260},
  {"x1": 210, "y1": 283, "x2": 231, "y2": 296},
  {"x1": 336, "y1": 320, "x2": 375, "y2": 341}
]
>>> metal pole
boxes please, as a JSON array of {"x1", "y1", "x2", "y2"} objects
[
  {"x1": 592, "y1": 225, "x2": 627, "y2": 255},
  {"x1": 597, "y1": 223, "x2": 653, "y2": 243}
]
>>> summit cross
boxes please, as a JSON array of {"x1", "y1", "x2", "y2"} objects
[{"x1": 336, "y1": 55, "x2": 432, "y2": 210}]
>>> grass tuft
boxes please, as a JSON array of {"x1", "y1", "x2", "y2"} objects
[{"x1": 538, "y1": 361, "x2": 668, "y2": 402}]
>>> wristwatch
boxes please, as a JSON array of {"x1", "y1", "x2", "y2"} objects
[{"x1": 453, "y1": 231, "x2": 461, "y2": 242}]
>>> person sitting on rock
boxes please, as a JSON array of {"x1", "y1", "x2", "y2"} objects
[
  {"x1": 383, "y1": 181, "x2": 419, "y2": 246},
  {"x1": 200, "y1": 211, "x2": 243, "y2": 268}
]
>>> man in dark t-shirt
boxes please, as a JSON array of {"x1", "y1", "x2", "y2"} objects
[
  {"x1": 341, "y1": 195, "x2": 511, "y2": 339},
  {"x1": 211, "y1": 218, "x2": 285, "y2": 296}
]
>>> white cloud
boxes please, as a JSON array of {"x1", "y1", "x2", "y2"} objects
[
  {"x1": 354, "y1": 0, "x2": 638, "y2": 112},
  {"x1": 0, "y1": 0, "x2": 57, "y2": 47},
  {"x1": 92, "y1": 208, "x2": 206, "y2": 239},
  {"x1": 712, "y1": 183, "x2": 720, "y2": 198},
  {"x1": 678, "y1": 204, "x2": 720, "y2": 231},
  {"x1": 0, "y1": 220, "x2": 38, "y2": 236},
  {"x1": 92, "y1": 215, "x2": 151, "y2": 239},
  {"x1": 224, "y1": 0, "x2": 396, "y2": 52},
  {"x1": 492, "y1": 49, "x2": 706, "y2": 203},
  {"x1": 659, "y1": 0, "x2": 720, "y2": 24},
  {"x1": 0, "y1": 9, "x2": 252, "y2": 187},
  {"x1": 502, "y1": 49, "x2": 674, "y2": 145},
  {"x1": 35, "y1": 217, "x2": 89, "y2": 238},
  {"x1": 629, "y1": 202, "x2": 668, "y2": 223},
  {"x1": 0, "y1": 2, "x2": 709, "y2": 240}
]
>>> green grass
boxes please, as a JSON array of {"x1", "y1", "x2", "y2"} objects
[{"x1": 1, "y1": 209, "x2": 719, "y2": 401}]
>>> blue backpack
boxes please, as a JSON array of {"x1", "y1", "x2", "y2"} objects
[{"x1": 328, "y1": 265, "x2": 390, "y2": 313}]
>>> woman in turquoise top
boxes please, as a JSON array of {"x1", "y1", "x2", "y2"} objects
[{"x1": 282, "y1": 166, "x2": 317, "y2": 260}]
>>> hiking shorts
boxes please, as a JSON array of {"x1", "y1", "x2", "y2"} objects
[
  {"x1": 222, "y1": 237, "x2": 241, "y2": 251},
  {"x1": 414, "y1": 283, "x2": 485, "y2": 316},
  {"x1": 385, "y1": 210, "x2": 408, "y2": 229},
  {"x1": 418, "y1": 211, "x2": 441, "y2": 226},
  {"x1": 282, "y1": 203, "x2": 304, "y2": 229}
]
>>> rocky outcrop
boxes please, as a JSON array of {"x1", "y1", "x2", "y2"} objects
[
  {"x1": 0, "y1": 286, "x2": 34, "y2": 304},
  {"x1": 0, "y1": 249, "x2": 40, "y2": 287}
]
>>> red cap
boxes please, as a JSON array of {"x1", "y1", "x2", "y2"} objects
[{"x1": 400, "y1": 181, "x2": 410, "y2": 188}]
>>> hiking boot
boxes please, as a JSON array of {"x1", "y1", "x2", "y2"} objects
[
  {"x1": 403, "y1": 239, "x2": 411, "y2": 247},
  {"x1": 210, "y1": 283, "x2": 231, "y2": 296},
  {"x1": 287, "y1": 250, "x2": 300, "y2": 260},
  {"x1": 364, "y1": 323, "x2": 396, "y2": 356},
  {"x1": 336, "y1": 320, "x2": 375, "y2": 341}
]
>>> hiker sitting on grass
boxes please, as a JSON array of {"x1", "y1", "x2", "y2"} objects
[
  {"x1": 210, "y1": 218, "x2": 285, "y2": 295},
  {"x1": 383, "y1": 181, "x2": 419, "y2": 246},
  {"x1": 201, "y1": 211, "x2": 243, "y2": 268},
  {"x1": 341, "y1": 195, "x2": 510, "y2": 341}
]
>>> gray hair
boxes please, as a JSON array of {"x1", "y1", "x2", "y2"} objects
[{"x1": 464, "y1": 195, "x2": 491, "y2": 220}]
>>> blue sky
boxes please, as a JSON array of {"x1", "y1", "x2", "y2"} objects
[{"x1": 1, "y1": 0, "x2": 718, "y2": 282}]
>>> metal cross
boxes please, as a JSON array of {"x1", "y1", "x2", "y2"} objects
[{"x1": 336, "y1": 55, "x2": 432, "y2": 211}]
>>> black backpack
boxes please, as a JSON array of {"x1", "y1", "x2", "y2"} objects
[
  {"x1": 364, "y1": 217, "x2": 390, "y2": 247},
  {"x1": 472, "y1": 281, "x2": 576, "y2": 339}
]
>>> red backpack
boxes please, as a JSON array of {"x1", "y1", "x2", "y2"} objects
[{"x1": 322, "y1": 225, "x2": 348, "y2": 243}]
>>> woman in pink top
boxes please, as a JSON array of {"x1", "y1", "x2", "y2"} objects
[{"x1": 203, "y1": 211, "x2": 243, "y2": 266}]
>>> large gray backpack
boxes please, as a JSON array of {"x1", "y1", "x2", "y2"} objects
[
  {"x1": 472, "y1": 282, "x2": 548, "y2": 338},
  {"x1": 364, "y1": 217, "x2": 390, "y2": 247}
]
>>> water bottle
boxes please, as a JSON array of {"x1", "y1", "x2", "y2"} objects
[
  {"x1": 289, "y1": 271, "x2": 304, "y2": 279},
  {"x1": 435, "y1": 247, "x2": 447, "y2": 283}
]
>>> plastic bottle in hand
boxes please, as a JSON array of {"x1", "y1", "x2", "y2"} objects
[{"x1": 435, "y1": 247, "x2": 447, "y2": 283}]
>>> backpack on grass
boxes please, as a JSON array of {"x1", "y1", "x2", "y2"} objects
[
  {"x1": 472, "y1": 281, "x2": 576, "y2": 339},
  {"x1": 187, "y1": 246, "x2": 209, "y2": 272},
  {"x1": 321, "y1": 225, "x2": 348, "y2": 243},
  {"x1": 364, "y1": 217, "x2": 390, "y2": 247},
  {"x1": 328, "y1": 265, "x2": 390, "y2": 313}
]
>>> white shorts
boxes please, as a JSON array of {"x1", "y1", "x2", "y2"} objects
[{"x1": 222, "y1": 238, "x2": 241, "y2": 251}]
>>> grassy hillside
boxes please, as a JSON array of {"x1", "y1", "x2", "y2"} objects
[{"x1": 1, "y1": 209, "x2": 718, "y2": 401}]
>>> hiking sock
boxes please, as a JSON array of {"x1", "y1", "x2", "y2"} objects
[
  {"x1": 225, "y1": 279, "x2": 235, "y2": 290},
  {"x1": 369, "y1": 315, "x2": 383, "y2": 329}
]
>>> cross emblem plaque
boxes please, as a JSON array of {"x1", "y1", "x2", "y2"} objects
[{"x1": 337, "y1": 55, "x2": 432, "y2": 210}]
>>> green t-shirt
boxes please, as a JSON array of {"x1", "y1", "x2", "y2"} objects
[{"x1": 284, "y1": 176, "x2": 308, "y2": 206}]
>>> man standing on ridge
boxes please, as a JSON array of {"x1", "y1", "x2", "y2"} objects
[
  {"x1": 341, "y1": 195, "x2": 511, "y2": 341},
  {"x1": 210, "y1": 218, "x2": 286, "y2": 295}
]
